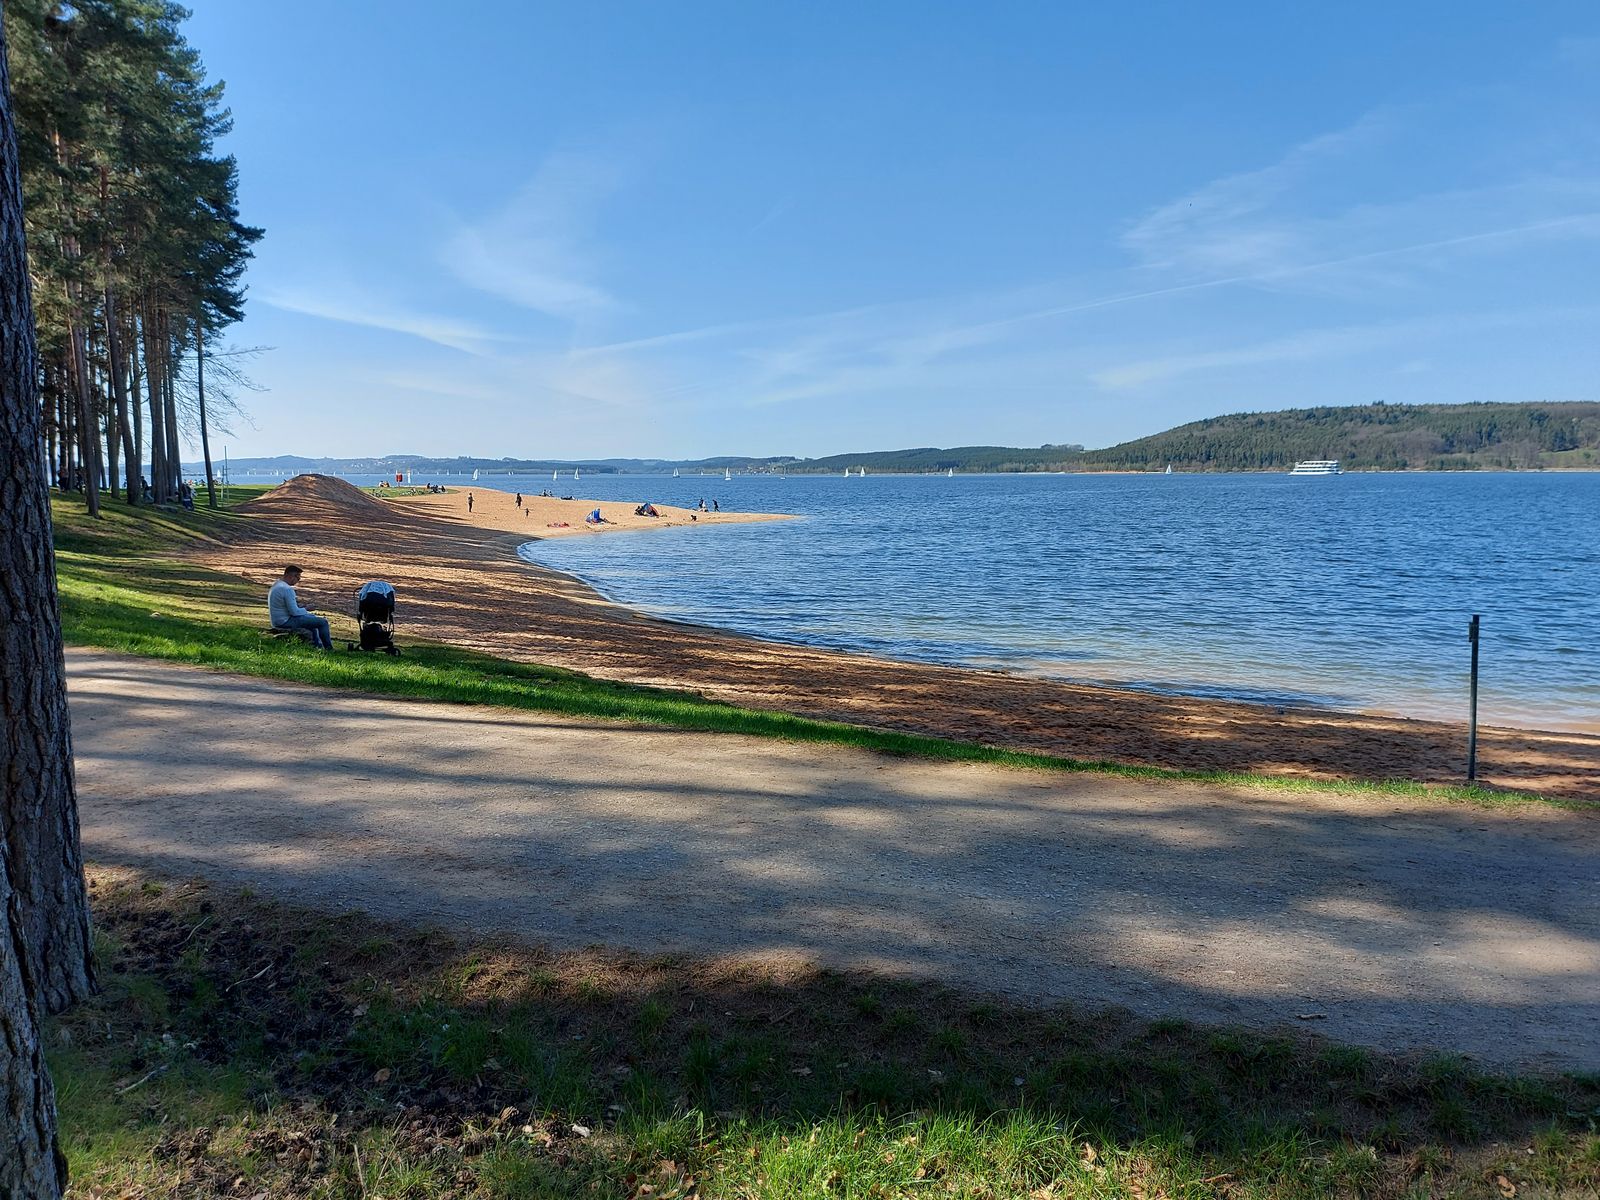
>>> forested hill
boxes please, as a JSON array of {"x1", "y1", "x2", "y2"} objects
[
  {"x1": 804, "y1": 402, "x2": 1600, "y2": 472},
  {"x1": 1075, "y1": 402, "x2": 1600, "y2": 472},
  {"x1": 212, "y1": 402, "x2": 1600, "y2": 476}
]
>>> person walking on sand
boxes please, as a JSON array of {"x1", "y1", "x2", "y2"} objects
[
  {"x1": 515, "y1": 492, "x2": 522, "y2": 509},
  {"x1": 268, "y1": 565, "x2": 333, "y2": 650},
  {"x1": 467, "y1": 491, "x2": 474, "y2": 514},
  {"x1": 712, "y1": 498, "x2": 719, "y2": 512}
]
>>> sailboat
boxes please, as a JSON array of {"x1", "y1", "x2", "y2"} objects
[
  {"x1": 673, "y1": 468, "x2": 679, "y2": 478},
  {"x1": 1164, "y1": 464, "x2": 1173, "y2": 475},
  {"x1": 574, "y1": 467, "x2": 581, "y2": 481},
  {"x1": 472, "y1": 469, "x2": 479, "y2": 481},
  {"x1": 859, "y1": 466, "x2": 867, "y2": 477},
  {"x1": 724, "y1": 467, "x2": 732, "y2": 481},
  {"x1": 843, "y1": 467, "x2": 850, "y2": 477},
  {"x1": 947, "y1": 468, "x2": 954, "y2": 478}
]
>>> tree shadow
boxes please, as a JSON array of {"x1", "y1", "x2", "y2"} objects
[
  {"x1": 54, "y1": 866, "x2": 1600, "y2": 1198},
  {"x1": 68, "y1": 653, "x2": 1600, "y2": 1072}
]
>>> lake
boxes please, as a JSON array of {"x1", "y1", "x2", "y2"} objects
[{"x1": 316, "y1": 470, "x2": 1600, "y2": 731}]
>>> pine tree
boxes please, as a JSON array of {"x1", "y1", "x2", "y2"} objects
[{"x1": 1, "y1": 13, "x2": 96, "y2": 1194}]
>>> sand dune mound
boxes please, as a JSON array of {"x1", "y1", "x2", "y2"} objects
[{"x1": 243, "y1": 474, "x2": 395, "y2": 523}]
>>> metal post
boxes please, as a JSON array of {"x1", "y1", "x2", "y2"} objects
[{"x1": 1467, "y1": 614, "x2": 1480, "y2": 782}]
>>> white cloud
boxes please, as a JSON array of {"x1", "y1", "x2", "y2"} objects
[
  {"x1": 260, "y1": 289, "x2": 510, "y2": 355},
  {"x1": 1120, "y1": 107, "x2": 1600, "y2": 296},
  {"x1": 1122, "y1": 113, "x2": 1391, "y2": 275},
  {"x1": 444, "y1": 150, "x2": 621, "y2": 319},
  {"x1": 1090, "y1": 308, "x2": 1600, "y2": 390}
]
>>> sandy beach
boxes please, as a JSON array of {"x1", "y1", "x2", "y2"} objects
[
  {"x1": 387, "y1": 482, "x2": 792, "y2": 538},
  {"x1": 195, "y1": 476, "x2": 1600, "y2": 800}
]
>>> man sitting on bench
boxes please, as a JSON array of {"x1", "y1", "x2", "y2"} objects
[{"x1": 268, "y1": 564, "x2": 333, "y2": 650}]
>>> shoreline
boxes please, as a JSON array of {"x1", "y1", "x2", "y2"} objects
[
  {"x1": 196, "y1": 476, "x2": 1600, "y2": 799},
  {"x1": 473, "y1": 484, "x2": 1594, "y2": 738},
  {"x1": 517, "y1": 548, "x2": 1600, "y2": 738},
  {"x1": 379, "y1": 481, "x2": 793, "y2": 538}
]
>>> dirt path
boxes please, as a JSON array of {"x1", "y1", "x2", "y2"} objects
[{"x1": 69, "y1": 649, "x2": 1599, "y2": 1071}]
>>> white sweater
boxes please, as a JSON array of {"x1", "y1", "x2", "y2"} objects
[{"x1": 268, "y1": 580, "x2": 312, "y2": 626}]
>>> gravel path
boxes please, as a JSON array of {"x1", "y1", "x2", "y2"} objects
[{"x1": 69, "y1": 649, "x2": 1600, "y2": 1071}]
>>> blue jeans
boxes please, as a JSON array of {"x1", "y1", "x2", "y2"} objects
[{"x1": 281, "y1": 614, "x2": 333, "y2": 650}]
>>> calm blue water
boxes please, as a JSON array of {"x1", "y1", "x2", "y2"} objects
[{"x1": 322, "y1": 471, "x2": 1600, "y2": 731}]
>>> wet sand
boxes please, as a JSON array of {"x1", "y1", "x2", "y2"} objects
[{"x1": 194, "y1": 476, "x2": 1600, "y2": 801}]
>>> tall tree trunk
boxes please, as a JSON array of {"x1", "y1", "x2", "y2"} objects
[
  {"x1": 68, "y1": 316, "x2": 101, "y2": 516},
  {"x1": 43, "y1": 414, "x2": 56, "y2": 489},
  {"x1": 127, "y1": 316, "x2": 144, "y2": 500},
  {"x1": 106, "y1": 294, "x2": 138, "y2": 503},
  {"x1": 161, "y1": 310, "x2": 180, "y2": 497},
  {"x1": 52, "y1": 365, "x2": 70, "y2": 489},
  {"x1": 1, "y1": 26, "x2": 95, "y2": 1197},
  {"x1": 197, "y1": 322, "x2": 217, "y2": 507},
  {"x1": 141, "y1": 305, "x2": 166, "y2": 502},
  {"x1": 102, "y1": 360, "x2": 119, "y2": 499}
]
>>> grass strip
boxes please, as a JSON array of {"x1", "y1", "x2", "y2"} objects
[
  {"x1": 53, "y1": 867, "x2": 1600, "y2": 1199},
  {"x1": 50, "y1": 491, "x2": 1585, "y2": 811}
]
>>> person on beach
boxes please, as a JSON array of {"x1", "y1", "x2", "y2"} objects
[
  {"x1": 268, "y1": 565, "x2": 333, "y2": 650},
  {"x1": 712, "y1": 498, "x2": 719, "y2": 512},
  {"x1": 467, "y1": 491, "x2": 474, "y2": 513},
  {"x1": 515, "y1": 492, "x2": 522, "y2": 509}
]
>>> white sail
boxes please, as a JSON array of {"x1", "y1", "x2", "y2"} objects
[
  {"x1": 724, "y1": 467, "x2": 731, "y2": 481},
  {"x1": 574, "y1": 467, "x2": 581, "y2": 480},
  {"x1": 472, "y1": 469, "x2": 479, "y2": 481}
]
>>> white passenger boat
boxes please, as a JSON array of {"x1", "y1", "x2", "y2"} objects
[{"x1": 1288, "y1": 460, "x2": 1343, "y2": 476}]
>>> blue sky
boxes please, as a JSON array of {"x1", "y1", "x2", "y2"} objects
[{"x1": 183, "y1": 1, "x2": 1600, "y2": 460}]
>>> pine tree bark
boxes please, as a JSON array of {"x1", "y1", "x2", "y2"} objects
[
  {"x1": 197, "y1": 323, "x2": 217, "y2": 507},
  {"x1": 67, "y1": 316, "x2": 100, "y2": 516},
  {"x1": 127, "y1": 318, "x2": 144, "y2": 499},
  {"x1": 106, "y1": 293, "x2": 138, "y2": 503},
  {"x1": 161, "y1": 310, "x2": 180, "y2": 496},
  {"x1": 1, "y1": 19, "x2": 93, "y2": 1197},
  {"x1": 101, "y1": 359, "x2": 119, "y2": 499},
  {"x1": 141, "y1": 305, "x2": 167, "y2": 502}
]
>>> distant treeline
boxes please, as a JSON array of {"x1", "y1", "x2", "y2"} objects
[
  {"x1": 213, "y1": 402, "x2": 1600, "y2": 478},
  {"x1": 789, "y1": 402, "x2": 1600, "y2": 473},
  {"x1": 1076, "y1": 402, "x2": 1600, "y2": 472},
  {"x1": 216, "y1": 455, "x2": 623, "y2": 477}
]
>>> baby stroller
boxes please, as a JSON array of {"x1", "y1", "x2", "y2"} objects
[{"x1": 349, "y1": 580, "x2": 400, "y2": 655}]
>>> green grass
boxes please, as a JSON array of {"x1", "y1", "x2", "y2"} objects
[
  {"x1": 49, "y1": 491, "x2": 1581, "y2": 811},
  {"x1": 48, "y1": 870, "x2": 1600, "y2": 1198}
]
